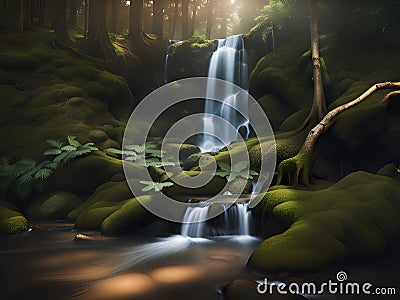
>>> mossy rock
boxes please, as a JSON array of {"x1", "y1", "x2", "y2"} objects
[
  {"x1": 0, "y1": 53, "x2": 41, "y2": 71},
  {"x1": 25, "y1": 191, "x2": 82, "y2": 219},
  {"x1": 227, "y1": 178, "x2": 252, "y2": 195},
  {"x1": 101, "y1": 138, "x2": 120, "y2": 150},
  {"x1": 89, "y1": 129, "x2": 108, "y2": 143},
  {"x1": 163, "y1": 143, "x2": 201, "y2": 161},
  {"x1": 248, "y1": 171, "x2": 400, "y2": 273},
  {"x1": 254, "y1": 94, "x2": 293, "y2": 130},
  {"x1": 67, "y1": 97, "x2": 85, "y2": 107},
  {"x1": 45, "y1": 152, "x2": 144, "y2": 197},
  {"x1": 101, "y1": 124, "x2": 119, "y2": 140},
  {"x1": 163, "y1": 170, "x2": 227, "y2": 197},
  {"x1": 0, "y1": 206, "x2": 27, "y2": 234},
  {"x1": 101, "y1": 196, "x2": 153, "y2": 235},
  {"x1": 68, "y1": 180, "x2": 134, "y2": 221}
]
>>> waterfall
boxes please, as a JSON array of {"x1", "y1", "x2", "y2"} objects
[
  {"x1": 180, "y1": 201, "x2": 252, "y2": 238},
  {"x1": 164, "y1": 40, "x2": 179, "y2": 84},
  {"x1": 199, "y1": 35, "x2": 250, "y2": 152},
  {"x1": 224, "y1": 202, "x2": 251, "y2": 236},
  {"x1": 181, "y1": 205, "x2": 210, "y2": 238}
]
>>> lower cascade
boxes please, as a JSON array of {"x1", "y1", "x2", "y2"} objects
[{"x1": 180, "y1": 202, "x2": 252, "y2": 238}]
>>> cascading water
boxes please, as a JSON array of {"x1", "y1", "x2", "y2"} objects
[
  {"x1": 224, "y1": 202, "x2": 252, "y2": 236},
  {"x1": 164, "y1": 40, "x2": 179, "y2": 84},
  {"x1": 200, "y1": 35, "x2": 250, "y2": 152},
  {"x1": 181, "y1": 202, "x2": 252, "y2": 238},
  {"x1": 181, "y1": 205, "x2": 210, "y2": 238}
]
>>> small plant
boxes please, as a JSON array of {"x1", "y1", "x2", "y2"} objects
[
  {"x1": 0, "y1": 135, "x2": 98, "y2": 200},
  {"x1": 44, "y1": 135, "x2": 98, "y2": 164},
  {"x1": 214, "y1": 161, "x2": 258, "y2": 182},
  {"x1": 105, "y1": 143, "x2": 175, "y2": 168},
  {"x1": 139, "y1": 181, "x2": 174, "y2": 192}
]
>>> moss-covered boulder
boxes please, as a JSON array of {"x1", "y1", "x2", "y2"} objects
[
  {"x1": 44, "y1": 152, "x2": 143, "y2": 197},
  {"x1": 25, "y1": 191, "x2": 82, "y2": 219},
  {"x1": 0, "y1": 206, "x2": 28, "y2": 234},
  {"x1": 68, "y1": 180, "x2": 154, "y2": 235},
  {"x1": 248, "y1": 171, "x2": 400, "y2": 273},
  {"x1": 166, "y1": 37, "x2": 217, "y2": 82}
]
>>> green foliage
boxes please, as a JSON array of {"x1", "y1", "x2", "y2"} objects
[
  {"x1": 105, "y1": 143, "x2": 174, "y2": 168},
  {"x1": 0, "y1": 135, "x2": 98, "y2": 200},
  {"x1": 139, "y1": 181, "x2": 174, "y2": 192},
  {"x1": 214, "y1": 161, "x2": 258, "y2": 182},
  {"x1": 45, "y1": 135, "x2": 98, "y2": 165}
]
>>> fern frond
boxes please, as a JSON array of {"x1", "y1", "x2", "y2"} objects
[
  {"x1": 106, "y1": 148, "x2": 124, "y2": 155},
  {"x1": 67, "y1": 135, "x2": 77, "y2": 145},
  {"x1": 34, "y1": 168, "x2": 53, "y2": 180},
  {"x1": 44, "y1": 148, "x2": 63, "y2": 156},
  {"x1": 46, "y1": 139, "x2": 63, "y2": 148},
  {"x1": 61, "y1": 145, "x2": 77, "y2": 152},
  {"x1": 54, "y1": 152, "x2": 69, "y2": 163}
]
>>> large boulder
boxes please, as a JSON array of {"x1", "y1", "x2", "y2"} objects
[
  {"x1": 248, "y1": 171, "x2": 400, "y2": 273},
  {"x1": 25, "y1": 191, "x2": 82, "y2": 219},
  {"x1": 0, "y1": 205, "x2": 27, "y2": 234}
]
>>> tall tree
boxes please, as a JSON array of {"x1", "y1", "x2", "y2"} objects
[
  {"x1": 69, "y1": 0, "x2": 78, "y2": 29},
  {"x1": 87, "y1": 0, "x2": 115, "y2": 58},
  {"x1": 171, "y1": 0, "x2": 179, "y2": 39},
  {"x1": 38, "y1": 0, "x2": 46, "y2": 24},
  {"x1": 152, "y1": 0, "x2": 164, "y2": 39},
  {"x1": 189, "y1": 0, "x2": 198, "y2": 36},
  {"x1": 54, "y1": 0, "x2": 69, "y2": 41},
  {"x1": 181, "y1": 0, "x2": 189, "y2": 39},
  {"x1": 110, "y1": 0, "x2": 119, "y2": 33},
  {"x1": 205, "y1": 0, "x2": 213, "y2": 39},
  {"x1": 16, "y1": 0, "x2": 32, "y2": 32},
  {"x1": 298, "y1": 0, "x2": 327, "y2": 131}
]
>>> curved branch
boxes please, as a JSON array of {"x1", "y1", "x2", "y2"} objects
[{"x1": 277, "y1": 81, "x2": 400, "y2": 185}]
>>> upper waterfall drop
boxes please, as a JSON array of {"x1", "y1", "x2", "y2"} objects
[{"x1": 199, "y1": 35, "x2": 250, "y2": 153}]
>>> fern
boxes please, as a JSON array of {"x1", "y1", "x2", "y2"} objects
[
  {"x1": 140, "y1": 181, "x2": 174, "y2": 192},
  {"x1": 214, "y1": 161, "x2": 259, "y2": 182}
]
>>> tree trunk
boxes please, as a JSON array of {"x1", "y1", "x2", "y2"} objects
[
  {"x1": 110, "y1": 0, "x2": 119, "y2": 33},
  {"x1": 84, "y1": 0, "x2": 88, "y2": 38},
  {"x1": 171, "y1": 0, "x2": 178, "y2": 39},
  {"x1": 69, "y1": 0, "x2": 78, "y2": 29},
  {"x1": 277, "y1": 81, "x2": 400, "y2": 185},
  {"x1": 38, "y1": 0, "x2": 46, "y2": 24},
  {"x1": 54, "y1": 0, "x2": 69, "y2": 41},
  {"x1": 189, "y1": 0, "x2": 198, "y2": 36},
  {"x1": 181, "y1": 0, "x2": 189, "y2": 39},
  {"x1": 87, "y1": 0, "x2": 116, "y2": 58},
  {"x1": 152, "y1": 0, "x2": 164, "y2": 39},
  {"x1": 16, "y1": 0, "x2": 32, "y2": 32},
  {"x1": 205, "y1": 0, "x2": 213, "y2": 40},
  {"x1": 297, "y1": 0, "x2": 327, "y2": 132}
]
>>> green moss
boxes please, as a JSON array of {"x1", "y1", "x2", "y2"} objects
[
  {"x1": 248, "y1": 171, "x2": 400, "y2": 273},
  {"x1": 67, "y1": 180, "x2": 134, "y2": 221},
  {"x1": 67, "y1": 97, "x2": 84, "y2": 107},
  {"x1": 255, "y1": 94, "x2": 293, "y2": 129},
  {"x1": 25, "y1": 191, "x2": 82, "y2": 219},
  {"x1": 101, "y1": 125, "x2": 118, "y2": 140},
  {"x1": 88, "y1": 129, "x2": 108, "y2": 143},
  {"x1": 279, "y1": 109, "x2": 309, "y2": 132},
  {"x1": 0, "y1": 206, "x2": 27, "y2": 234},
  {"x1": 0, "y1": 53, "x2": 40, "y2": 71},
  {"x1": 101, "y1": 138, "x2": 120, "y2": 149},
  {"x1": 30, "y1": 85, "x2": 82, "y2": 107},
  {"x1": 101, "y1": 196, "x2": 152, "y2": 235},
  {"x1": 164, "y1": 171, "x2": 227, "y2": 198}
]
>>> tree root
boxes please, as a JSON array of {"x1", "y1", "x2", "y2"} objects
[
  {"x1": 277, "y1": 153, "x2": 312, "y2": 186},
  {"x1": 277, "y1": 81, "x2": 400, "y2": 186}
]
